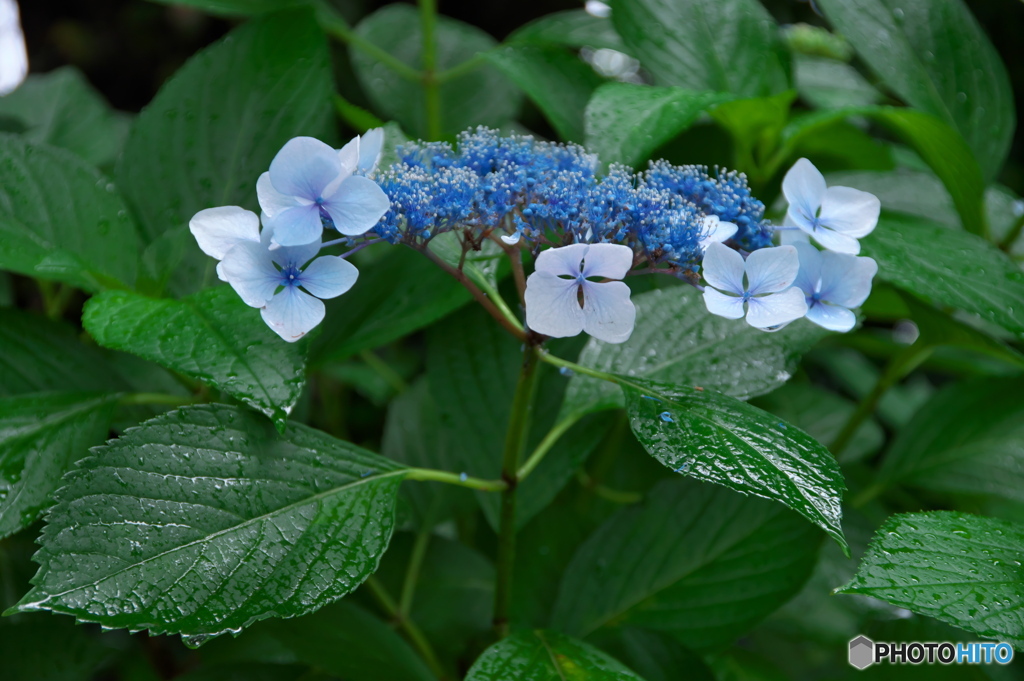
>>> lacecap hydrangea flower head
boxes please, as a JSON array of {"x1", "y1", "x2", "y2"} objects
[{"x1": 189, "y1": 127, "x2": 879, "y2": 344}]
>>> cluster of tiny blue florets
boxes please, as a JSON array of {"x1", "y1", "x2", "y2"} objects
[{"x1": 372, "y1": 127, "x2": 773, "y2": 269}]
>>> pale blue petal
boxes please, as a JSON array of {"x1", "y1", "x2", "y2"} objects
[
  {"x1": 806, "y1": 301, "x2": 857, "y2": 332},
  {"x1": 792, "y1": 242, "x2": 823, "y2": 298},
  {"x1": 810, "y1": 225, "x2": 861, "y2": 255},
  {"x1": 323, "y1": 175, "x2": 391, "y2": 236},
  {"x1": 524, "y1": 271, "x2": 585, "y2": 338},
  {"x1": 189, "y1": 206, "x2": 260, "y2": 260},
  {"x1": 782, "y1": 158, "x2": 826, "y2": 225},
  {"x1": 818, "y1": 185, "x2": 880, "y2": 239},
  {"x1": 299, "y1": 255, "x2": 358, "y2": 299},
  {"x1": 703, "y1": 287, "x2": 745, "y2": 320},
  {"x1": 698, "y1": 215, "x2": 738, "y2": 251},
  {"x1": 501, "y1": 231, "x2": 522, "y2": 245},
  {"x1": 701, "y1": 242, "x2": 745, "y2": 295},
  {"x1": 261, "y1": 286, "x2": 325, "y2": 342},
  {"x1": 534, "y1": 243, "x2": 589, "y2": 278},
  {"x1": 580, "y1": 243, "x2": 633, "y2": 280},
  {"x1": 265, "y1": 204, "x2": 323, "y2": 247},
  {"x1": 745, "y1": 245, "x2": 799, "y2": 295},
  {"x1": 256, "y1": 171, "x2": 301, "y2": 219},
  {"x1": 218, "y1": 241, "x2": 280, "y2": 308},
  {"x1": 337, "y1": 136, "x2": 360, "y2": 174},
  {"x1": 269, "y1": 136, "x2": 342, "y2": 200},
  {"x1": 746, "y1": 287, "x2": 808, "y2": 329},
  {"x1": 819, "y1": 252, "x2": 878, "y2": 308},
  {"x1": 581, "y1": 280, "x2": 635, "y2": 343},
  {"x1": 0, "y1": 0, "x2": 27, "y2": 96},
  {"x1": 357, "y1": 128, "x2": 384, "y2": 175},
  {"x1": 269, "y1": 239, "x2": 320, "y2": 270}
]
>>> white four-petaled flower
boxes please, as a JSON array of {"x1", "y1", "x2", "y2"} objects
[
  {"x1": 0, "y1": 0, "x2": 27, "y2": 96},
  {"x1": 257, "y1": 135, "x2": 390, "y2": 247},
  {"x1": 702, "y1": 242, "x2": 808, "y2": 330},
  {"x1": 782, "y1": 157, "x2": 880, "y2": 254},
  {"x1": 190, "y1": 206, "x2": 357, "y2": 342},
  {"x1": 524, "y1": 243, "x2": 636, "y2": 343},
  {"x1": 792, "y1": 242, "x2": 877, "y2": 332}
]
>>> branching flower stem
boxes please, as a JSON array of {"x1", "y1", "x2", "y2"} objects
[{"x1": 314, "y1": 2, "x2": 421, "y2": 82}]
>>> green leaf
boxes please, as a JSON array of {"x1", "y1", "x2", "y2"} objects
[
  {"x1": 821, "y1": 168, "x2": 959, "y2": 228},
  {"x1": 309, "y1": 245, "x2": 471, "y2": 366},
  {"x1": 751, "y1": 383, "x2": 883, "y2": 464},
  {"x1": 508, "y1": 9, "x2": 628, "y2": 53},
  {"x1": 426, "y1": 230, "x2": 508, "y2": 297},
  {"x1": 621, "y1": 378, "x2": 847, "y2": 550},
  {"x1": 0, "y1": 134, "x2": 138, "y2": 291},
  {"x1": 0, "y1": 392, "x2": 119, "y2": 539},
  {"x1": 351, "y1": 4, "x2": 521, "y2": 138},
  {"x1": 551, "y1": 478, "x2": 820, "y2": 648},
  {"x1": 814, "y1": 0, "x2": 1015, "y2": 179},
  {"x1": 83, "y1": 287, "x2": 306, "y2": 429},
  {"x1": 837, "y1": 511, "x2": 1024, "y2": 647},
  {"x1": 12, "y1": 404, "x2": 406, "y2": 641},
  {"x1": 562, "y1": 286, "x2": 827, "y2": 417},
  {"x1": 778, "y1": 108, "x2": 986, "y2": 236},
  {"x1": 116, "y1": 9, "x2": 333, "y2": 296},
  {"x1": 594, "y1": 629, "x2": 716, "y2": 681},
  {"x1": 0, "y1": 66, "x2": 130, "y2": 168},
  {"x1": 862, "y1": 213, "x2": 1024, "y2": 338},
  {"x1": 584, "y1": 83, "x2": 733, "y2": 167},
  {"x1": 466, "y1": 629, "x2": 646, "y2": 681},
  {"x1": 609, "y1": 0, "x2": 789, "y2": 96},
  {"x1": 793, "y1": 55, "x2": 881, "y2": 110},
  {"x1": 0, "y1": 618, "x2": 118, "y2": 681},
  {"x1": 486, "y1": 44, "x2": 605, "y2": 143},
  {"x1": 711, "y1": 91, "x2": 796, "y2": 168},
  {"x1": 879, "y1": 377, "x2": 1024, "y2": 505}
]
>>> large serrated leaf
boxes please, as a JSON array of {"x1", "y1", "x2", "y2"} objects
[
  {"x1": 0, "y1": 392, "x2": 119, "y2": 539},
  {"x1": 610, "y1": 0, "x2": 788, "y2": 97},
  {"x1": 621, "y1": 377, "x2": 847, "y2": 550},
  {"x1": 83, "y1": 287, "x2": 306, "y2": 430},
  {"x1": 508, "y1": 9, "x2": 627, "y2": 53},
  {"x1": 562, "y1": 287, "x2": 827, "y2": 417},
  {"x1": 837, "y1": 512, "x2": 1024, "y2": 647},
  {"x1": 815, "y1": 0, "x2": 1015, "y2": 179},
  {"x1": 466, "y1": 629, "x2": 646, "y2": 681},
  {"x1": 551, "y1": 478, "x2": 820, "y2": 649},
  {"x1": 12, "y1": 404, "x2": 406, "y2": 641},
  {"x1": 0, "y1": 134, "x2": 138, "y2": 291},
  {"x1": 116, "y1": 8, "x2": 333, "y2": 296}
]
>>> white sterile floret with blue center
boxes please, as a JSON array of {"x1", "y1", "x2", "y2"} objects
[
  {"x1": 257, "y1": 134, "x2": 390, "y2": 247},
  {"x1": 792, "y1": 242, "x2": 877, "y2": 332},
  {"x1": 782, "y1": 158, "x2": 880, "y2": 255},
  {"x1": 702, "y1": 242, "x2": 808, "y2": 330},
  {"x1": 524, "y1": 243, "x2": 636, "y2": 343}
]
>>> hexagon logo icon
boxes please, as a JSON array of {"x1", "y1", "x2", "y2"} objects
[{"x1": 849, "y1": 635, "x2": 875, "y2": 670}]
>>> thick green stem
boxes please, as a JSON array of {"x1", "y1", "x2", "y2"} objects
[
  {"x1": 315, "y1": 1, "x2": 422, "y2": 82},
  {"x1": 364, "y1": 576, "x2": 447, "y2": 680},
  {"x1": 419, "y1": 0, "x2": 442, "y2": 139},
  {"x1": 493, "y1": 345, "x2": 540, "y2": 637}
]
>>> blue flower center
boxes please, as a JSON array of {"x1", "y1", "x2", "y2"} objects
[{"x1": 279, "y1": 264, "x2": 302, "y2": 288}]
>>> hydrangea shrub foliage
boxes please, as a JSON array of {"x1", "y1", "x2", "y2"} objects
[{"x1": 1, "y1": 0, "x2": 1024, "y2": 678}]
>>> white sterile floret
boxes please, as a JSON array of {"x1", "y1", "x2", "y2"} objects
[
  {"x1": 257, "y1": 135, "x2": 390, "y2": 248},
  {"x1": 792, "y1": 242, "x2": 878, "y2": 332},
  {"x1": 702, "y1": 242, "x2": 808, "y2": 330},
  {"x1": 338, "y1": 127, "x2": 385, "y2": 177},
  {"x1": 782, "y1": 158, "x2": 880, "y2": 255},
  {"x1": 698, "y1": 214, "x2": 738, "y2": 252},
  {"x1": 524, "y1": 243, "x2": 636, "y2": 344},
  {"x1": 0, "y1": 0, "x2": 28, "y2": 96}
]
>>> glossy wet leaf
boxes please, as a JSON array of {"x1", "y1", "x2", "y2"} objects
[
  {"x1": 116, "y1": 9, "x2": 333, "y2": 296},
  {"x1": 0, "y1": 392, "x2": 119, "y2": 539},
  {"x1": 610, "y1": 0, "x2": 789, "y2": 96},
  {"x1": 12, "y1": 404, "x2": 406, "y2": 640},
  {"x1": 352, "y1": 4, "x2": 521, "y2": 138},
  {"x1": 0, "y1": 66, "x2": 129, "y2": 168},
  {"x1": 465, "y1": 629, "x2": 646, "y2": 681},
  {"x1": 880, "y1": 377, "x2": 1024, "y2": 505},
  {"x1": 486, "y1": 44, "x2": 604, "y2": 143},
  {"x1": 551, "y1": 478, "x2": 820, "y2": 648},
  {"x1": 561, "y1": 287, "x2": 827, "y2": 417},
  {"x1": 622, "y1": 377, "x2": 847, "y2": 550},
  {"x1": 508, "y1": 9, "x2": 627, "y2": 52},
  {"x1": 585, "y1": 83, "x2": 732, "y2": 167},
  {"x1": 0, "y1": 134, "x2": 138, "y2": 292},
  {"x1": 837, "y1": 511, "x2": 1024, "y2": 646},
  {"x1": 862, "y1": 213, "x2": 1024, "y2": 338},
  {"x1": 83, "y1": 287, "x2": 306, "y2": 430},
  {"x1": 310, "y1": 246, "x2": 471, "y2": 366},
  {"x1": 815, "y1": 0, "x2": 1015, "y2": 179},
  {"x1": 793, "y1": 55, "x2": 881, "y2": 110}
]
